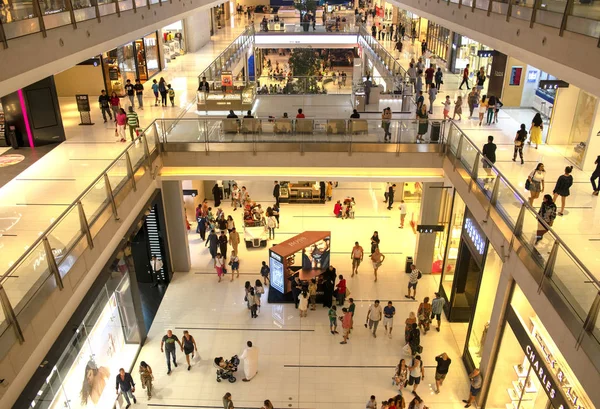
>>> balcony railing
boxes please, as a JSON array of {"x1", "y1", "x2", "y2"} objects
[
  {"x1": 446, "y1": 122, "x2": 600, "y2": 370},
  {"x1": 0, "y1": 125, "x2": 158, "y2": 348}
]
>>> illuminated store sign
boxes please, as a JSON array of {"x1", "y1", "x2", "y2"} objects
[
  {"x1": 463, "y1": 216, "x2": 485, "y2": 256},
  {"x1": 269, "y1": 251, "x2": 284, "y2": 293},
  {"x1": 507, "y1": 306, "x2": 574, "y2": 409}
]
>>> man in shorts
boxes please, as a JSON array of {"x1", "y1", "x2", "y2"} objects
[
  {"x1": 431, "y1": 292, "x2": 446, "y2": 332},
  {"x1": 407, "y1": 355, "x2": 424, "y2": 394},
  {"x1": 434, "y1": 352, "x2": 451, "y2": 393},
  {"x1": 464, "y1": 368, "x2": 482, "y2": 408},
  {"x1": 383, "y1": 301, "x2": 395, "y2": 338},
  {"x1": 351, "y1": 241, "x2": 364, "y2": 277},
  {"x1": 405, "y1": 264, "x2": 421, "y2": 300}
]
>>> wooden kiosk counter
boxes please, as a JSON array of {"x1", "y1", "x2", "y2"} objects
[{"x1": 268, "y1": 231, "x2": 331, "y2": 299}]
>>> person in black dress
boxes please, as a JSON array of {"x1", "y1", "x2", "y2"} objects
[
  {"x1": 482, "y1": 135, "x2": 497, "y2": 184},
  {"x1": 218, "y1": 231, "x2": 228, "y2": 260},
  {"x1": 370, "y1": 231, "x2": 380, "y2": 255},
  {"x1": 322, "y1": 265, "x2": 336, "y2": 308},
  {"x1": 552, "y1": 166, "x2": 573, "y2": 216},
  {"x1": 213, "y1": 183, "x2": 223, "y2": 207}
]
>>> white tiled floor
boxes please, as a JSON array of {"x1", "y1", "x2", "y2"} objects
[{"x1": 133, "y1": 181, "x2": 471, "y2": 409}]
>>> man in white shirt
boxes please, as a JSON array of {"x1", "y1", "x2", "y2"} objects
[
  {"x1": 399, "y1": 200, "x2": 407, "y2": 228},
  {"x1": 405, "y1": 264, "x2": 421, "y2": 300},
  {"x1": 365, "y1": 300, "x2": 383, "y2": 338}
]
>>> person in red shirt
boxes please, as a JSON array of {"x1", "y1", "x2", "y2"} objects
[
  {"x1": 296, "y1": 108, "x2": 305, "y2": 118},
  {"x1": 459, "y1": 64, "x2": 471, "y2": 90},
  {"x1": 425, "y1": 65, "x2": 435, "y2": 86},
  {"x1": 335, "y1": 274, "x2": 346, "y2": 305},
  {"x1": 333, "y1": 200, "x2": 342, "y2": 218}
]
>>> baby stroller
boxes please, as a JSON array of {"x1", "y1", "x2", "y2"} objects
[{"x1": 214, "y1": 355, "x2": 240, "y2": 383}]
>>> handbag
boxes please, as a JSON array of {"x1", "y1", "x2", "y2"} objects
[{"x1": 525, "y1": 179, "x2": 531, "y2": 191}]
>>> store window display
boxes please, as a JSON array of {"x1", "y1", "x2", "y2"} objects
[
  {"x1": 486, "y1": 285, "x2": 592, "y2": 409},
  {"x1": 464, "y1": 244, "x2": 502, "y2": 369},
  {"x1": 162, "y1": 21, "x2": 186, "y2": 66},
  {"x1": 28, "y1": 268, "x2": 141, "y2": 409}
]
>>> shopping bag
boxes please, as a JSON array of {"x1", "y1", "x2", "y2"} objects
[{"x1": 402, "y1": 343, "x2": 412, "y2": 355}]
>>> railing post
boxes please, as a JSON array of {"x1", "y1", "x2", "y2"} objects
[
  {"x1": 514, "y1": 203, "x2": 526, "y2": 237},
  {"x1": 104, "y1": 174, "x2": 120, "y2": 221},
  {"x1": 64, "y1": 0, "x2": 78, "y2": 29},
  {"x1": 530, "y1": 0, "x2": 541, "y2": 27},
  {"x1": 125, "y1": 151, "x2": 137, "y2": 192},
  {"x1": 43, "y1": 237, "x2": 64, "y2": 290},
  {"x1": 472, "y1": 0, "x2": 476, "y2": 12},
  {"x1": 506, "y1": 0, "x2": 513, "y2": 21},
  {"x1": 0, "y1": 18, "x2": 8, "y2": 49},
  {"x1": 142, "y1": 133, "x2": 152, "y2": 170},
  {"x1": 33, "y1": 0, "x2": 47, "y2": 38},
  {"x1": 132, "y1": 0, "x2": 137, "y2": 13},
  {"x1": 560, "y1": 0, "x2": 574, "y2": 36},
  {"x1": 160, "y1": 120, "x2": 167, "y2": 152},
  {"x1": 92, "y1": 0, "x2": 101, "y2": 22},
  {"x1": 114, "y1": 0, "x2": 121, "y2": 17},
  {"x1": 487, "y1": 0, "x2": 494, "y2": 16},
  {"x1": 204, "y1": 120, "x2": 210, "y2": 155},
  {"x1": 78, "y1": 200, "x2": 94, "y2": 249},
  {"x1": 0, "y1": 285, "x2": 24, "y2": 344},
  {"x1": 146, "y1": 0, "x2": 151, "y2": 9},
  {"x1": 577, "y1": 291, "x2": 600, "y2": 348},
  {"x1": 490, "y1": 176, "x2": 501, "y2": 206},
  {"x1": 472, "y1": 152, "x2": 480, "y2": 180},
  {"x1": 458, "y1": 0, "x2": 463, "y2": 9},
  {"x1": 453, "y1": 133, "x2": 464, "y2": 171},
  {"x1": 537, "y1": 240, "x2": 559, "y2": 294}
]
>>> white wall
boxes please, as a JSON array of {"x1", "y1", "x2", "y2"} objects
[{"x1": 184, "y1": 9, "x2": 212, "y2": 53}]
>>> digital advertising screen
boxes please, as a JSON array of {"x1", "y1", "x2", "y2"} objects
[
  {"x1": 269, "y1": 251, "x2": 285, "y2": 294},
  {"x1": 301, "y1": 237, "x2": 330, "y2": 270}
]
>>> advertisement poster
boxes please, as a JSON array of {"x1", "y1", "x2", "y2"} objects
[
  {"x1": 221, "y1": 71, "x2": 233, "y2": 87},
  {"x1": 510, "y1": 66, "x2": 523, "y2": 86},
  {"x1": 301, "y1": 237, "x2": 331, "y2": 270}
]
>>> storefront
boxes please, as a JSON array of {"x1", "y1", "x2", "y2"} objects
[
  {"x1": 425, "y1": 22, "x2": 450, "y2": 61},
  {"x1": 484, "y1": 284, "x2": 593, "y2": 409},
  {"x1": 449, "y1": 34, "x2": 494, "y2": 77},
  {"x1": 162, "y1": 21, "x2": 186, "y2": 67},
  {"x1": 101, "y1": 32, "x2": 161, "y2": 97}
]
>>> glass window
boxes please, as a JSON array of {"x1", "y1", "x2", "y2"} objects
[
  {"x1": 144, "y1": 33, "x2": 160, "y2": 79},
  {"x1": 118, "y1": 43, "x2": 138, "y2": 84},
  {"x1": 441, "y1": 192, "x2": 466, "y2": 296},
  {"x1": 28, "y1": 271, "x2": 140, "y2": 409},
  {"x1": 466, "y1": 244, "x2": 503, "y2": 367},
  {"x1": 134, "y1": 39, "x2": 148, "y2": 81}
]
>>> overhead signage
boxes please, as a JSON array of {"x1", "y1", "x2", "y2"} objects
[
  {"x1": 539, "y1": 80, "x2": 569, "y2": 90},
  {"x1": 416, "y1": 224, "x2": 445, "y2": 233},
  {"x1": 506, "y1": 306, "x2": 575, "y2": 409},
  {"x1": 462, "y1": 214, "x2": 485, "y2": 256},
  {"x1": 477, "y1": 50, "x2": 497, "y2": 58}
]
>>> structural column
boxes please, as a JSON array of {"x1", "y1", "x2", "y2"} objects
[
  {"x1": 161, "y1": 180, "x2": 191, "y2": 273},
  {"x1": 414, "y1": 182, "x2": 444, "y2": 274}
]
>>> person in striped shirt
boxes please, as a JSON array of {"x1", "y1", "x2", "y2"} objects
[{"x1": 126, "y1": 106, "x2": 139, "y2": 141}]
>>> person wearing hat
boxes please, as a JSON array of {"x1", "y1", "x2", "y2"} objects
[{"x1": 431, "y1": 292, "x2": 446, "y2": 332}]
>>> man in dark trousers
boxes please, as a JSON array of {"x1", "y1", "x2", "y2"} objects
[
  {"x1": 198, "y1": 76, "x2": 210, "y2": 93},
  {"x1": 98, "y1": 90, "x2": 112, "y2": 122},
  {"x1": 387, "y1": 184, "x2": 396, "y2": 210},
  {"x1": 273, "y1": 181, "x2": 280, "y2": 206},
  {"x1": 218, "y1": 230, "x2": 228, "y2": 260},
  {"x1": 320, "y1": 181, "x2": 326, "y2": 201},
  {"x1": 116, "y1": 368, "x2": 136, "y2": 408},
  {"x1": 205, "y1": 230, "x2": 218, "y2": 259}
]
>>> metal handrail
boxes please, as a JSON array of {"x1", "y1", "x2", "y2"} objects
[
  {"x1": 0, "y1": 125, "x2": 155, "y2": 286},
  {"x1": 451, "y1": 123, "x2": 600, "y2": 289}
]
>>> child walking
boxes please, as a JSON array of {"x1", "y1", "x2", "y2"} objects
[
  {"x1": 442, "y1": 96, "x2": 451, "y2": 121},
  {"x1": 328, "y1": 305, "x2": 338, "y2": 334},
  {"x1": 168, "y1": 84, "x2": 175, "y2": 107}
]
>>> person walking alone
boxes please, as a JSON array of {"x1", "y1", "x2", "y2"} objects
[
  {"x1": 527, "y1": 163, "x2": 546, "y2": 206},
  {"x1": 535, "y1": 194, "x2": 557, "y2": 245},
  {"x1": 134, "y1": 79, "x2": 144, "y2": 110},
  {"x1": 399, "y1": 200, "x2": 407, "y2": 228},
  {"x1": 370, "y1": 231, "x2": 380, "y2": 254},
  {"x1": 365, "y1": 300, "x2": 383, "y2": 337},
  {"x1": 115, "y1": 368, "x2": 136, "y2": 408},
  {"x1": 387, "y1": 184, "x2": 396, "y2": 210},
  {"x1": 434, "y1": 353, "x2": 451, "y2": 394},
  {"x1": 267, "y1": 212, "x2": 277, "y2": 240},
  {"x1": 160, "y1": 329, "x2": 183, "y2": 375},
  {"x1": 370, "y1": 247, "x2": 385, "y2": 282},
  {"x1": 223, "y1": 393, "x2": 234, "y2": 409},
  {"x1": 273, "y1": 181, "x2": 280, "y2": 206},
  {"x1": 126, "y1": 106, "x2": 139, "y2": 141},
  {"x1": 98, "y1": 90, "x2": 113, "y2": 123},
  {"x1": 340, "y1": 307, "x2": 353, "y2": 344},
  {"x1": 430, "y1": 292, "x2": 445, "y2": 332},
  {"x1": 383, "y1": 301, "x2": 396, "y2": 338},
  {"x1": 428, "y1": 83, "x2": 437, "y2": 115},
  {"x1": 405, "y1": 264, "x2": 421, "y2": 300},
  {"x1": 182, "y1": 330, "x2": 198, "y2": 371},
  {"x1": 459, "y1": 64, "x2": 470, "y2": 90},
  {"x1": 552, "y1": 166, "x2": 573, "y2": 216},
  {"x1": 351, "y1": 241, "x2": 364, "y2": 277},
  {"x1": 513, "y1": 124, "x2": 527, "y2": 165},
  {"x1": 139, "y1": 361, "x2": 153, "y2": 400},
  {"x1": 529, "y1": 113, "x2": 544, "y2": 149}
]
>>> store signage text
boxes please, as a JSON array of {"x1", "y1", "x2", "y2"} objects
[
  {"x1": 463, "y1": 217, "x2": 485, "y2": 255},
  {"x1": 525, "y1": 344, "x2": 559, "y2": 400}
]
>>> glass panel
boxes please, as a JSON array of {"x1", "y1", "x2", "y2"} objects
[
  {"x1": 467, "y1": 245, "x2": 503, "y2": 367},
  {"x1": 449, "y1": 125, "x2": 460, "y2": 154},
  {"x1": 459, "y1": 137, "x2": 478, "y2": 174},
  {"x1": 80, "y1": 177, "x2": 110, "y2": 224},
  {"x1": 475, "y1": 161, "x2": 498, "y2": 199},
  {"x1": 39, "y1": 0, "x2": 67, "y2": 14},
  {"x1": 128, "y1": 137, "x2": 146, "y2": 170},
  {"x1": 144, "y1": 32, "x2": 160, "y2": 78},
  {"x1": 3, "y1": 241, "x2": 49, "y2": 313},
  {"x1": 107, "y1": 157, "x2": 130, "y2": 194},
  {"x1": 552, "y1": 245, "x2": 598, "y2": 322},
  {"x1": 495, "y1": 177, "x2": 524, "y2": 227},
  {"x1": 46, "y1": 206, "x2": 84, "y2": 262},
  {"x1": 1, "y1": 0, "x2": 36, "y2": 23},
  {"x1": 566, "y1": 15, "x2": 600, "y2": 37}
]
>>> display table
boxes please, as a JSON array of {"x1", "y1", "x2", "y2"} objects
[
  {"x1": 279, "y1": 182, "x2": 324, "y2": 204},
  {"x1": 268, "y1": 231, "x2": 331, "y2": 302}
]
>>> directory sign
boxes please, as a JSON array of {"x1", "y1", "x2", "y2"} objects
[{"x1": 269, "y1": 251, "x2": 285, "y2": 293}]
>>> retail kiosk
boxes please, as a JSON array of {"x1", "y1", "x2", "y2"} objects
[{"x1": 268, "y1": 231, "x2": 331, "y2": 302}]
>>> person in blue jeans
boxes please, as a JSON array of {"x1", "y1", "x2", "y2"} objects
[
  {"x1": 115, "y1": 368, "x2": 136, "y2": 408},
  {"x1": 160, "y1": 329, "x2": 183, "y2": 375}
]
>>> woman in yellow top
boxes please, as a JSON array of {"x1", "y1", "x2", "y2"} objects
[
  {"x1": 529, "y1": 112, "x2": 543, "y2": 149},
  {"x1": 478, "y1": 95, "x2": 488, "y2": 126}
]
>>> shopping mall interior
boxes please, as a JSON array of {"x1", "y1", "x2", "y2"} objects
[{"x1": 0, "y1": 1, "x2": 600, "y2": 409}]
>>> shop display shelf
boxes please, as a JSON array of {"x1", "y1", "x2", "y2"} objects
[
  {"x1": 512, "y1": 379, "x2": 538, "y2": 394},
  {"x1": 513, "y1": 364, "x2": 529, "y2": 378}
]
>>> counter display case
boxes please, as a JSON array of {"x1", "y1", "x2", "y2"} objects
[
  {"x1": 196, "y1": 84, "x2": 255, "y2": 111},
  {"x1": 279, "y1": 182, "x2": 324, "y2": 204}
]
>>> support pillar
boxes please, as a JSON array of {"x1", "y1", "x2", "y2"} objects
[
  {"x1": 414, "y1": 182, "x2": 444, "y2": 274},
  {"x1": 161, "y1": 180, "x2": 191, "y2": 273}
]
